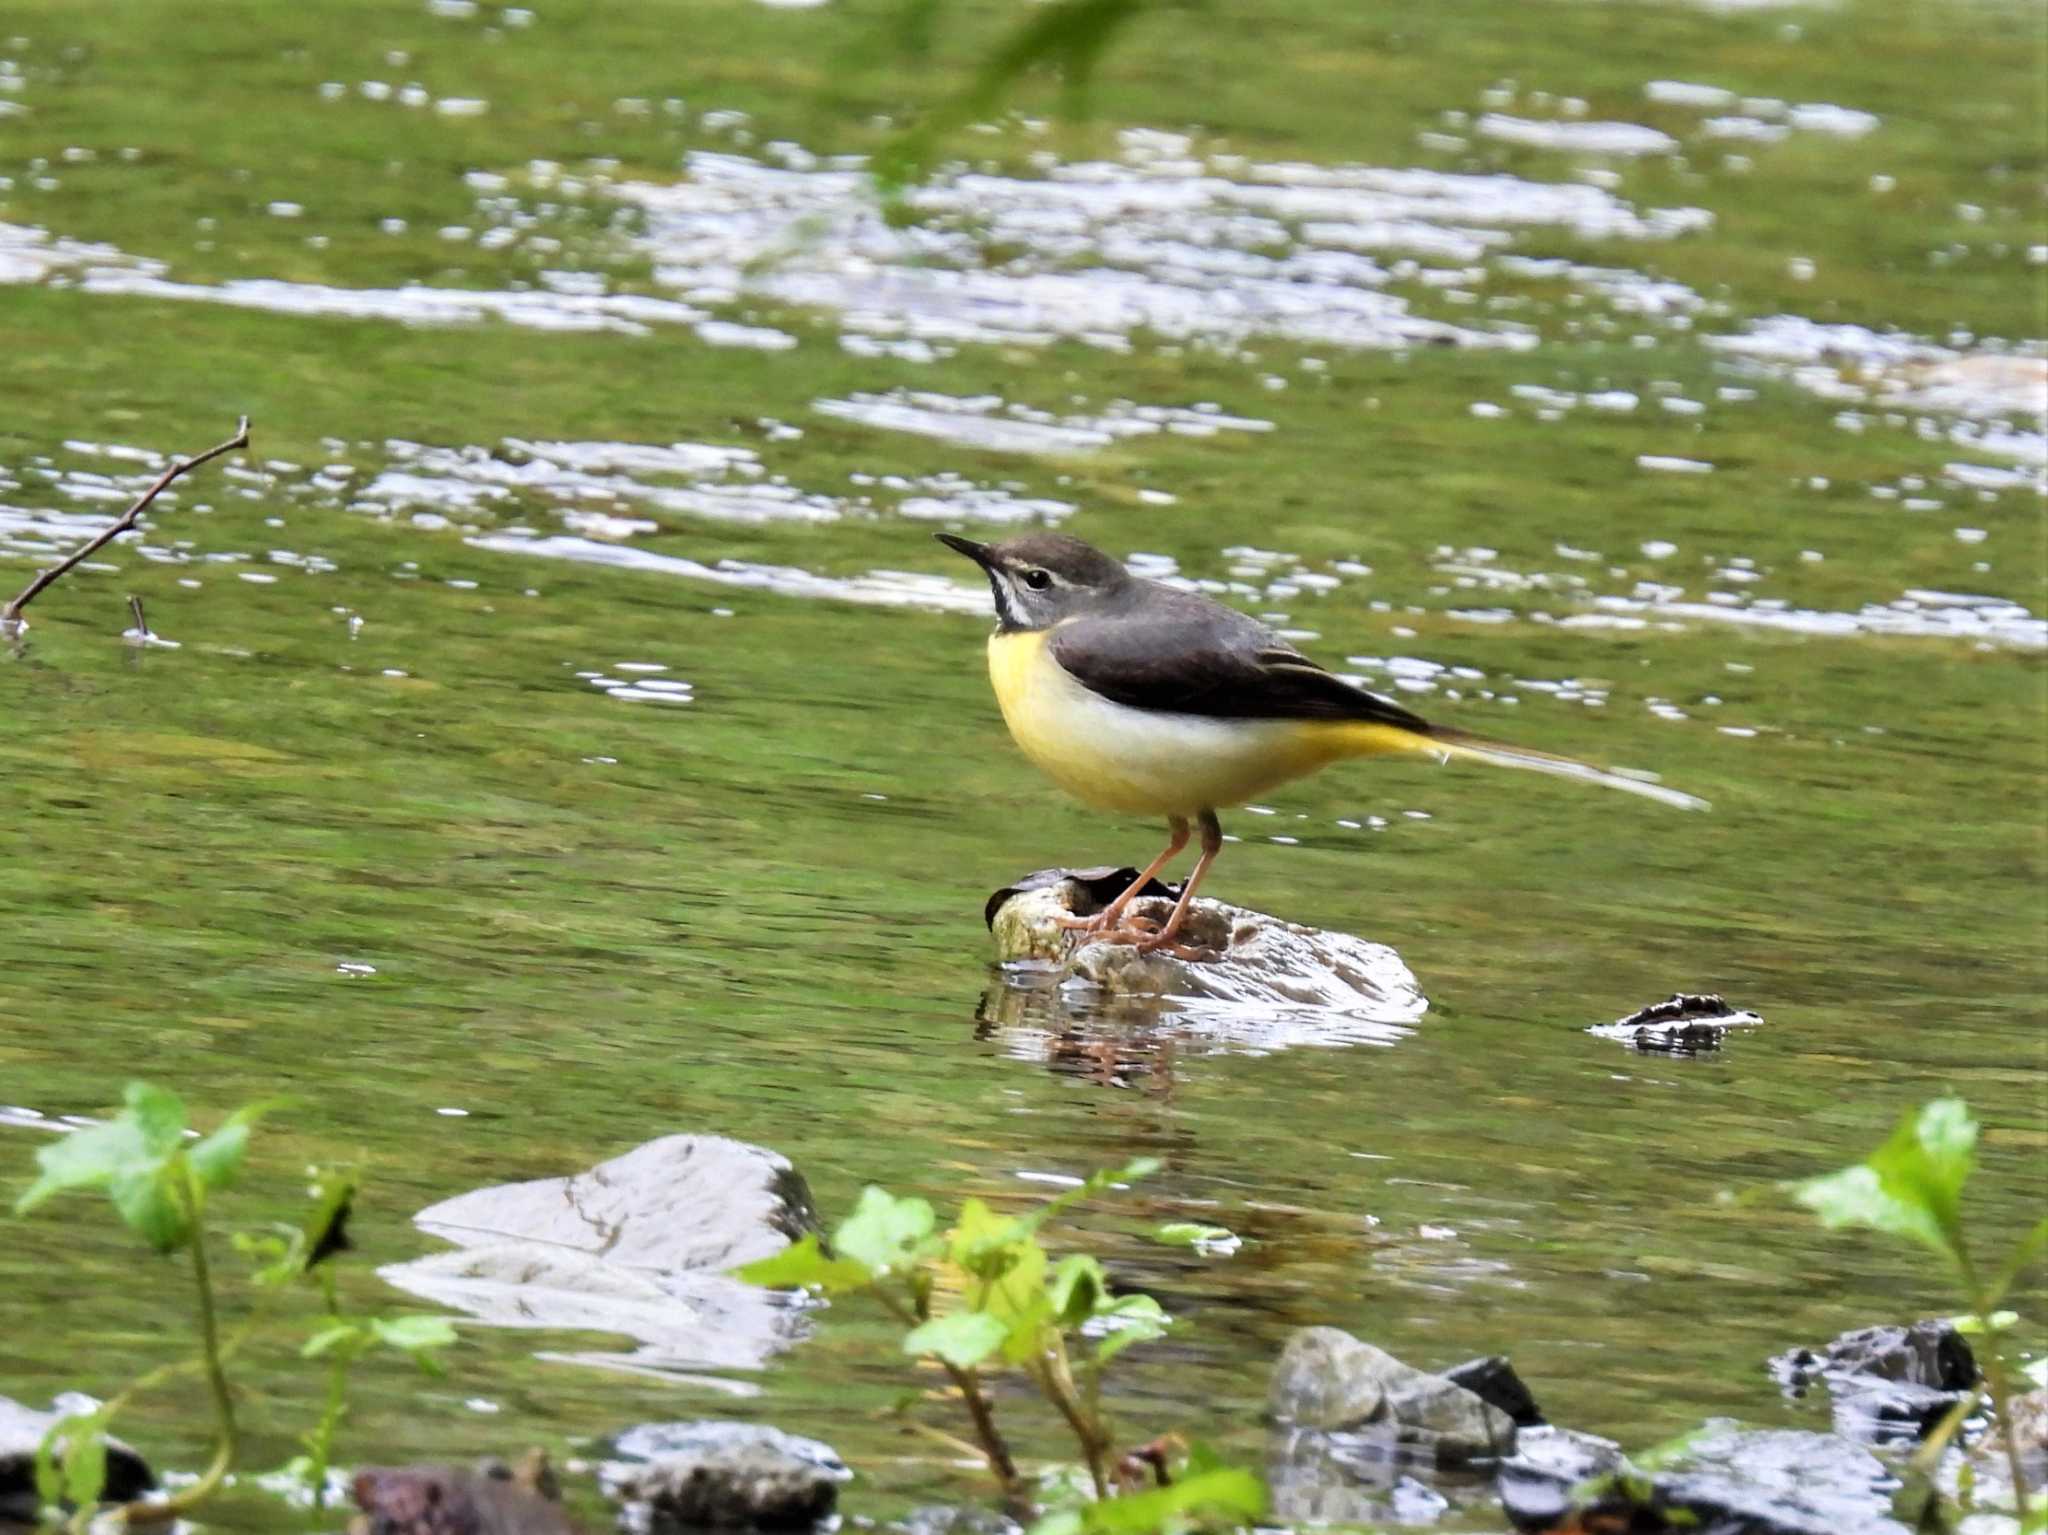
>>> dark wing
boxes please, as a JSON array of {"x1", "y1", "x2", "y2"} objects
[{"x1": 1048, "y1": 583, "x2": 1433, "y2": 732}]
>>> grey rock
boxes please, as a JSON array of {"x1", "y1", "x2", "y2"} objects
[
  {"x1": 379, "y1": 1136, "x2": 820, "y2": 1382},
  {"x1": 984, "y1": 876, "x2": 1428, "y2": 1060},
  {"x1": 351, "y1": 1463, "x2": 579, "y2": 1535},
  {"x1": 1495, "y1": 1425, "x2": 1628, "y2": 1529},
  {"x1": 1819, "y1": 1321, "x2": 1976, "y2": 1390},
  {"x1": 1587, "y1": 992, "x2": 1763, "y2": 1054},
  {"x1": 601, "y1": 1422, "x2": 849, "y2": 1533},
  {"x1": 1441, "y1": 1355, "x2": 1545, "y2": 1428},
  {"x1": 1507, "y1": 1423, "x2": 1911, "y2": 1535},
  {"x1": 1770, "y1": 1319, "x2": 1977, "y2": 1446},
  {"x1": 1270, "y1": 1326, "x2": 1517, "y2": 1464},
  {"x1": 0, "y1": 1394, "x2": 154, "y2": 1523}
]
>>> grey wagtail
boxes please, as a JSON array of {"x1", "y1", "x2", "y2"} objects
[{"x1": 938, "y1": 531, "x2": 1705, "y2": 955}]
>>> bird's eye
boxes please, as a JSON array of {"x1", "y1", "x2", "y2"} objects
[{"x1": 1023, "y1": 568, "x2": 1053, "y2": 591}]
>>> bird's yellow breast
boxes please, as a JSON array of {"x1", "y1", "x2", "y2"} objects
[{"x1": 984, "y1": 628, "x2": 1423, "y2": 816}]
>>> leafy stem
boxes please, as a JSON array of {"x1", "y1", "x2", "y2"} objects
[
  {"x1": 875, "y1": 1284, "x2": 1024, "y2": 1504},
  {"x1": 1792, "y1": 1099, "x2": 2042, "y2": 1520}
]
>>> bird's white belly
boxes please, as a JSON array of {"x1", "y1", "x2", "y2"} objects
[{"x1": 986, "y1": 630, "x2": 1336, "y2": 816}]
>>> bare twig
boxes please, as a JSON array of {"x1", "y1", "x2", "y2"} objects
[{"x1": 2, "y1": 416, "x2": 250, "y2": 628}]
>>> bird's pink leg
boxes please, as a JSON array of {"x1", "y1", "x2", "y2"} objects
[
  {"x1": 1133, "y1": 810, "x2": 1223, "y2": 957},
  {"x1": 1055, "y1": 816, "x2": 1190, "y2": 938}
]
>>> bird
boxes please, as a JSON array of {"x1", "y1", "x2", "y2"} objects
[{"x1": 937, "y1": 531, "x2": 1705, "y2": 956}]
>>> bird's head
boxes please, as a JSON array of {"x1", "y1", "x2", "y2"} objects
[{"x1": 936, "y1": 532, "x2": 1130, "y2": 633}]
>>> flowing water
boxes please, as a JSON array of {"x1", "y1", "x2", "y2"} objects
[{"x1": 1, "y1": 0, "x2": 2043, "y2": 1527}]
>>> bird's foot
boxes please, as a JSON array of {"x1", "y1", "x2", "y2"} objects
[
  {"x1": 1132, "y1": 935, "x2": 1221, "y2": 962},
  {"x1": 1070, "y1": 914, "x2": 1161, "y2": 948}
]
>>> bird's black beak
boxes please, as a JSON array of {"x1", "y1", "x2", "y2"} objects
[{"x1": 935, "y1": 532, "x2": 994, "y2": 569}]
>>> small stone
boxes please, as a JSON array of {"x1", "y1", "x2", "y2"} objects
[
  {"x1": 1495, "y1": 1424, "x2": 1627, "y2": 1529},
  {"x1": 600, "y1": 1422, "x2": 849, "y2": 1532},
  {"x1": 350, "y1": 1464, "x2": 578, "y2": 1534}
]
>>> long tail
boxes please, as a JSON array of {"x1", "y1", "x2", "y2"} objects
[{"x1": 1423, "y1": 727, "x2": 1709, "y2": 812}]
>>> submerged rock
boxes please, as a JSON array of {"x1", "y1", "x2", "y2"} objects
[
  {"x1": 0, "y1": 1394, "x2": 154, "y2": 1524},
  {"x1": 1771, "y1": 1319, "x2": 1978, "y2": 1445},
  {"x1": 1494, "y1": 1425, "x2": 1629, "y2": 1529},
  {"x1": 982, "y1": 871, "x2": 1428, "y2": 1059},
  {"x1": 350, "y1": 1462, "x2": 579, "y2": 1535},
  {"x1": 1507, "y1": 1423, "x2": 1911, "y2": 1535},
  {"x1": 599, "y1": 1422, "x2": 849, "y2": 1532},
  {"x1": 379, "y1": 1136, "x2": 820, "y2": 1382},
  {"x1": 1587, "y1": 992, "x2": 1763, "y2": 1054}
]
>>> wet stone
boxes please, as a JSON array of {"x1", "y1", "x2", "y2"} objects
[
  {"x1": 1509, "y1": 1423, "x2": 1911, "y2": 1535},
  {"x1": 0, "y1": 1394, "x2": 154, "y2": 1523},
  {"x1": 349, "y1": 1461, "x2": 579, "y2": 1535},
  {"x1": 986, "y1": 872, "x2": 1428, "y2": 1029},
  {"x1": 1494, "y1": 1425, "x2": 1628, "y2": 1530},
  {"x1": 378, "y1": 1135, "x2": 821, "y2": 1380},
  {"x1": 1770, "y1": 1319, "x2": 1977, "y2": 1446},
  {"x1": 1587, "y1": 991, "x2": 1764, "y2": 1053},
  {"x1": 600, "y1": 1422, "x2": 850, "y2": 1533}
]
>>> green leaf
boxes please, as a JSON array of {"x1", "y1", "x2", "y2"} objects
[
  {"x1": 734, "y1": 1233, "x2": 876, "y2": 1294},
  {"x1": 1030, "y1": 1512, "x2": 1084, "y2": 1535},
  {"x1": 37, "y1": 1408, "x2": 115, "y2": 1511},
  {"x1": 372, "y1": 1315, "x2": 458, "y2": 1354},
  {"x1": 950, "y1": 1199, "x2": 1048, "y2": 1345},
  {"x1": 124, "y1": 1082, "x2": 188, "y2": 1156},
  {"x1": 62, "y1": 1422, "x2": 109, "y2": 1510},
  {"x1": 14, "y1": 1084, "x2": 203, "y2": 1251},
  {"x1": 302, "y1": 1321, "x2": 364, "y2": 1359},
  {"x1": 186, "y1": 1100, "x2": 281, "y2": 1195},
  {"x1": 1079, "y1": 1466, "x2": 1266, "y2": 1535},
  {"x1": 835, "y1": 1187, "x2": 939, "y2": 1275},
  {"x1": 34, "y1": 1419, "x2": 67, "y2": 1506},
  {"x1": 109, "y1": 1161, "x2": 190, "y2": 1253},
  {"x1": 1092, "y1": 1293, "x2": 1171, "y2": 1364},
  {"x1": 903, "y1": 1310, "x2": 1010, "y2": 1368},
  {"x1": 1154, "y1": 1223, "x2": 1235, "y2": 1248},
  {"x1": 16, "y1": 1114, "x2": 155, "y2": 1215},
  {"x1": 1047, "y1": 1255, "x2": 1110, "y2": 1324},
  {"x1": 1966, "y1": 1316, "x2": 2008, "y2": 1344},
  {"x1": 1792, "y1": 1099, "x2": 1979, "y2": 1265}
]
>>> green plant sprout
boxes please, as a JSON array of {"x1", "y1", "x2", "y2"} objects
[
  {"x1": 736, "y1": 1158, "x2": 1264, "y2": 1531},
  {"x1": 13, "y1": 1083, "x2": 454, "y2": 1527},
  {"x1": 236, "y1": 1169, "x2": 457, "y2": 1507},
  {"x1": 1792, "y1": 1098, "x2": 2047, "y2": 1530}
]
